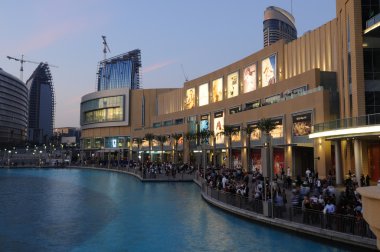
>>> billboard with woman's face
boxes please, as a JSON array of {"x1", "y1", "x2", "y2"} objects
[
  {"x1": 293, "y1": 112, "x2": 312, "y2": 136},
  {"x1": 243, "y1": 64, "x2": 257, "y2": 93},
  {"x1": 198, "y1": 83, "x2": 209, "y2": 106},
  {"x1": 212, "y1": 78, "x2": 223, "y2": 102},
  {"x1": 261, "y1": 54, "x2": 276, "y2": 87},
  {"x1": 227, "y1": 72, "x2": 239, "y2": 98},
  {"x1": 184, "y1": 88, "x2": 195, "y2": 109}
]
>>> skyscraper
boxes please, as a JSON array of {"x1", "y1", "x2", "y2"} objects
[
  {"x1": 0, "y1": 68, "x2": 28, "y2": 146},
  {"x1": 263, "y1": 6, "x2": 297, "y2": 47},
  {"x1": 26, "y1": 63, "x2": 55, "y2": 144},
  {"x1": 97, "y1": 49, "x2": 142, "y2": 91}
]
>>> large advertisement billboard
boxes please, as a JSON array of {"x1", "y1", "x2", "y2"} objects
[
  {"x1": 184, "y1": 88, "x2": 195, "y2": 109},
  {"x1": 214, "y1": 111, "x2": 224, "y2": 144},
  {"x1": 212, "y1": 78, "x2": 223, "y2": 102},
  {"x1": 243, "y1": 63, "x2": 257, "y2": 93},
  {"x1": 227, "y1": 72, "x2": 239, "y2": 98},
  {"x1": 261, "y1": 54, "x2": 276, "y2": 87},
  {"x1": 198, "y1": 83, "x2": 209, "y2": 106},
  {"x1": 293, "y1": 112, "x2": 312, "y2": 136}
]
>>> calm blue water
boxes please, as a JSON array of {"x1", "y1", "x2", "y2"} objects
[{"x1": 0, "y1": 168, "x2": 354, "y2": 252}]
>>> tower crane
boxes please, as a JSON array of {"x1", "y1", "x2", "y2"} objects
[
  {"x1": 6, "y1": 55, "x2": 58, "y2": 81},
  {"x1": 102, "y1": 35, "x2": 111, "y2": 61}
]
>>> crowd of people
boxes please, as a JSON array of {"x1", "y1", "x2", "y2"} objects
[{"x1": 201, "y1": 165, "x2": 371, "y2": 235}]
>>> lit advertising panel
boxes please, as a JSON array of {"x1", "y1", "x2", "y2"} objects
[
  {"x1": 243, "y1": 63, "x2": 257, "y2": 93},
  {"x1": 200, "y1": 115, "x2": 209, "y2": 144},
  {"x1": 214, "y1": 111, "x2": 224, "y2": 144},
  {"x1": 227, "y1": 72, "x2": 239, "y2": 98},
  {"x1": 248, "y1": 123, "x2": 261, "y2": 141},
  {"x1": 293, "y1": 112, "x2": 312, "y2": 136},
  {"x1": 261, "y1": 54, "x2": 276, "y2": 87},
  {"x1": 231, "y1": 125, "x2": 241, "y2": 142},
  {"x1": 184, "y1": 88, "x2": 195, "y2": 109},
  {"x1": 270, "y1": 118, "x2": 283, "y2": 138},
  {"x1": 198, "y1": 83, "x2": 209, "y2": 106},
  {"x1": 163, "y1": 135, "x2": 171, "y2": 146},
  {"x1": 212, "y1": 78, "x2": 223, "y2": 102}
]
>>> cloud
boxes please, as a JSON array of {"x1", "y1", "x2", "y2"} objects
[
  {"x1": 15, "y1": 18, "x2": 89, "y2": 54},
  {"x1": 142, "y1": 59, "x2": 177, "y2": 74}
]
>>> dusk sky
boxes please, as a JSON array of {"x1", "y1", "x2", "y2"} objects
[{"x1": 0, "y1": 0, "x2": 336, "y2": 128}]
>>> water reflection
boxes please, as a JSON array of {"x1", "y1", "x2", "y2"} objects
[{"x1": 0, "y1": 169, "x2": 353, "y2": 252}]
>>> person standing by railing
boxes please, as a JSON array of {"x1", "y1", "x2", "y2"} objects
[{"x1": 323, "y1": 200, "x2": 336, "y2": 229}]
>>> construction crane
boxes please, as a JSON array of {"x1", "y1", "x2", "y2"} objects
[
  {"x1": 180, "y1": 64, "x2": 189, "y2": 82},
  {"x1": 6, "y1": 55, "x2": 58, "y2": 81},
  {"x1": 102, "y1": 35, "x2": 111, "y2": 61}
]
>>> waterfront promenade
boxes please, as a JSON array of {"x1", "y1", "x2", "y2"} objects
[{"x1": 2, "y1": 164, "x2": 377, "y2": 250}]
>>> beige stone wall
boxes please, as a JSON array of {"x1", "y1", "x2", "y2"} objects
[{"x1": 284, "y1": 20, "x2": 338, "y2": 79}]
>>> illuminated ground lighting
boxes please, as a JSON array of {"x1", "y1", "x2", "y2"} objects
[{"x1": 309, "y1": 125, "x2": 380, "y2": 139}]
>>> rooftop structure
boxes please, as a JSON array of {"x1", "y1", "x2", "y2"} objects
[{"x1": 263, "y1": 6, "x2": 297, "y2": 47}]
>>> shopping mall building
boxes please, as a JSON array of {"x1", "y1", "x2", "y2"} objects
[{"x1": 80, "y1": 0, "x2": 380, "y2": 184}]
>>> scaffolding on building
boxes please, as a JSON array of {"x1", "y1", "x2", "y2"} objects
[
  {"x1": 26, "y1": 63, "x2": 55, "y2": 144},
  {"x1": 96, "y1": 49, "x2": 142, "y2": 91}
]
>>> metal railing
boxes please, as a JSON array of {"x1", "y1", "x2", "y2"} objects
[
  {"x1": 202, "y1": 184, "x2": 375, "y2": 239},
  {"x1": 312, "y1": 113, "x2": 380, "y2": 133}
]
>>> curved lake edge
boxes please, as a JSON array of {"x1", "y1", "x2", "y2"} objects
[{"x1": 3, "y1": 166, "x2": 377, "y2": 251}]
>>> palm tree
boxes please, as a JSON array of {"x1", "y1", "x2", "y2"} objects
[
  {"x1": 144, "y1": 133, "x2": 155, "y2": 163},
  {"x1": 256, "y1": 118, "x2": 276, "y2": 205},
  {"x1": 220, "y1": 125, "x2": 239, "y2": 170},
  {"x1": 242, "y1": 125, "x2": 255, "y2": 172},
  {"x1": 256, "y1": 118, "x2": 276, "y2": 135},
  {"x1": 198, "y1": 129, "x2": 212, "y2": 173},
  {"x1": 171, "y1": 133, "x2": 182, "y2": 164},
  {"x1": 185, "y1": 132, "x2": 197, "y2": 165},
  {"x1": 155, "y1": 135, "x2": 168, "y2": 163},
  {"x1": 209, "y1": 130, "x2": 216, "y2": 167},
  {"x1": 256, "y1": 118, "x2": 277, "y2": 216},
  {"x1": 133, "y1": 137, "x2": 143, "y2": 166}
]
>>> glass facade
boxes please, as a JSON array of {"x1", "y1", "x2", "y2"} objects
[
  {"x1": 81, "y1": 96, "x2": 124, "y2": 125},
  {"x1": 83, "y1": 136, "x2": 130, "y2": 150},
  {"x1": 97, "y1": 49, "x2": 141, "y2": 91}
]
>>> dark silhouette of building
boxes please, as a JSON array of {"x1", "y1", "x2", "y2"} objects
[
  {"x1": 263, "y1": 6, "x2": 297, "y2": 47},
  {"x1": 0, "y1": 68, "x2": 28, "y2": 146},
  {"x1": 26, "y1": 63, "x2": 55, "y2": 145}
]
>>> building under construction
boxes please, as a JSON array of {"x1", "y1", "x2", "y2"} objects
[
  {"x1": 26, "y1": 63, "x2": 55, "y2": 145},
  {"x1": 97, "y1": 49, "x2": 142, "y2": 91}
]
